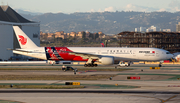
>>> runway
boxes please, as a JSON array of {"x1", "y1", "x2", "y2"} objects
[{"x1": 0, "y1": 63, "x2": 180, "y2": 103}]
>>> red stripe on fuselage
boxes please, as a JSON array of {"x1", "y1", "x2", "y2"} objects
[{"x1": 53, "y1": 47, "x2": 88, "y2": 61}]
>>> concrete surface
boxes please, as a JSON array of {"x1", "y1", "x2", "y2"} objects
[
  {"x1": 0, "y1": 92, "x2": 179, "y2": 103},
  {"x1": 0, "y1": 64, "x2": 180, "y2": 103}
]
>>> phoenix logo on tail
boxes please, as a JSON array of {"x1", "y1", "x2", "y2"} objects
[{"x1": 18, "y1": 35, "x2": 27, "y2": 45}]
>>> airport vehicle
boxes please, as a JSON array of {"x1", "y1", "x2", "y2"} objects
[
  {"x1": 118, "y1": 62, "x2": 128, "y2": 67},
  {"x1": 61, "y1": 66, "x2": 78, "y2": 72},
  {"x1": 11, "y1": 26, "x2": 173, "y2": 67}
]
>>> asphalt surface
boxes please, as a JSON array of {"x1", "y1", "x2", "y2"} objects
[
  {"x1": 0, "y1": 63, "x2": 180, "y2": 103},
  {"x1": 0, "y1": 92, "x2": 179, "y2": 103},
  {"x1": 0, "y1": 89, "x2": 180, "y2": 94}
]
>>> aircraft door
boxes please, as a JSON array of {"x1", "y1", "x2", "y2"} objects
[
  {"x1": 133, "y1": 50, "x2": 137, "y2": 59},
  {"x1": 133, "y1": 50, "x2": 136, "y2": 56},
  {"x1": 156, "y1": 51, "x2": 159, "y2": 57},
  {"x1": 98, "y1": 50, "x2": 101, "y2": 54}
]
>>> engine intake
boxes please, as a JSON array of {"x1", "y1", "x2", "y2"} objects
[{"x1": 99, "y1": 56, "x2": 114, "y2": 65}]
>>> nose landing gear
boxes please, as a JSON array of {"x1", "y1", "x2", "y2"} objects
[{"x1": 159, "y1": 62, "x2": 162, "y2": 67}]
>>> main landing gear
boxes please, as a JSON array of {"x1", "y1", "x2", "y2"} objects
[
  {"x1": 84, "y1": 63, "x2": 98, "y2": 67},
  {"x1": 84, "y1": 58, "x2": 98, "y2": 67},
  {"x1": 159, "y1": 63, "x2": 162, "y2": 67}
]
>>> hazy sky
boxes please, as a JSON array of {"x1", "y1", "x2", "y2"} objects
[{"x1": 1, "y1": 0, "x2": 180, "y2": 13}]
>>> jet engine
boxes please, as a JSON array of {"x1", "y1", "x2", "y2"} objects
[{"x1": 99, "y1": 56, "x2": 114, "y2": 65}]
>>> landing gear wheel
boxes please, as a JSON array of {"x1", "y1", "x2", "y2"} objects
[
  {"x1": 84, "y1": 63, "x2": 98, "y2": 67},
  {"x1": 159, "y1": 64, "x2": 162, "y2": 67},
  {"x1": 94, "y1": 64, "x2": 98, "y2": 67},
  {"x1": 84, "y1": 64, "x2": 88, "y2": 67},
  {"x1": 88, "y1": 64, "x2": 92, "y2": 67}
]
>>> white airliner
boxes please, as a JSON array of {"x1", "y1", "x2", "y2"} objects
[{"x1": 11, "y1": 26, "x2": 173, "y2": 67}]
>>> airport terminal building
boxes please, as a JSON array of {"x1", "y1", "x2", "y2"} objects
[
  {"x1": 118, "y1": 31, "x2": 180, "y2": 53},
  {"x1": 0, "y1": 5, "x2": 40, "y2": 60}
]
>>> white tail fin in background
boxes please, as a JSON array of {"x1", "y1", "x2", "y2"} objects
[{"x1": 13, "y1": 26, "x2": 38, "y2": 49}]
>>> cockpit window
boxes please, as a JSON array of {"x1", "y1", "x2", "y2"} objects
[{"x1": 166, "y1": 52, "x2": 171, "y2": 54}]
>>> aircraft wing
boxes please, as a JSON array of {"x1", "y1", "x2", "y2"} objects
[{"x1": 7, "y1": 48, "x2": 44, "y2": 53}]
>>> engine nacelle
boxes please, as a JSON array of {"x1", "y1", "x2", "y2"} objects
[
  {"x1": 47, "y1": 60, "x2": 55, "y2": 65},
  {"x1": 47, "y1": 60, "x2": 59, "y2": 65},
  {"x1": 99, "y1": 56, "x2": 114, "y2": 65}
]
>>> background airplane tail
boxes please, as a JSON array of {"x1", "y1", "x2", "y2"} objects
[
  {"x1": 101, "y1": 43, "x2": 105, "y2": 47},
  {"x1": 13, "y1": 26, "x2": 38, "y2": 49}
]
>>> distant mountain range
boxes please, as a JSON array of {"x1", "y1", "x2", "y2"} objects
[
  {"x1": 15, "y1": 9, "x2": 43, "y2": 16},
  {"x1": 19, "y1": 10, "x2": 180, "y2": 34}
]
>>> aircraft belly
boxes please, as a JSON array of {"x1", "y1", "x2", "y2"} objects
[
  {"x1": 13, "y1": 51, "x2": 47, "y2": 60},
  {"x1": 30, "y1": 53, "x2": 46, "y2": 60},
  {"x1": 114, "y1": 57, "x2": 140, "y2": 61}
]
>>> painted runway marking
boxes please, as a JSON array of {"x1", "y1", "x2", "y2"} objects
[{"x1": 161, "y1": 94, "x2": 179, "y2": 103}]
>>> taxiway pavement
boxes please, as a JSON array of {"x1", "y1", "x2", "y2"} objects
[{"x1": 0, "y1": 64, "x2": 180, "y2": 103}]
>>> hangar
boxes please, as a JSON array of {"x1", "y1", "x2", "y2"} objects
[{"x1": 0, "y1": 5, "x2": 40, "y2": 60}]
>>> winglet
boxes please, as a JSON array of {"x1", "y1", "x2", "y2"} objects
[{"x1": 13, "y1": 26, "x2": 38, "y2": 49}]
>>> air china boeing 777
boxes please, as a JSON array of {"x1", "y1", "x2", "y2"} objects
[{"x1": 11, "y1": 26, "x2": 173, "y2": 67}]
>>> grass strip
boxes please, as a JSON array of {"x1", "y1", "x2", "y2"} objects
[
  {"x1": 0, "y1": 100, "x2": 22, "y2": 103},
  {"x1": 0, "y1": 85, "x2": 85, "y2": 89},
  {"x1": 0, "y1": 74, "x2": 116, "y2": 80},
  {"x1": 117, "y1": 73, "x2": 180, "y2": 81},
  {"x1": 84, "y1": 84, "x2": 139, "y2": 89},
  {"x1": 117, "y1": 73, "x2": 180, "y2": 76},
  {"x1": 0, "y1": 83, "x2": 138, "y2": 89}
]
